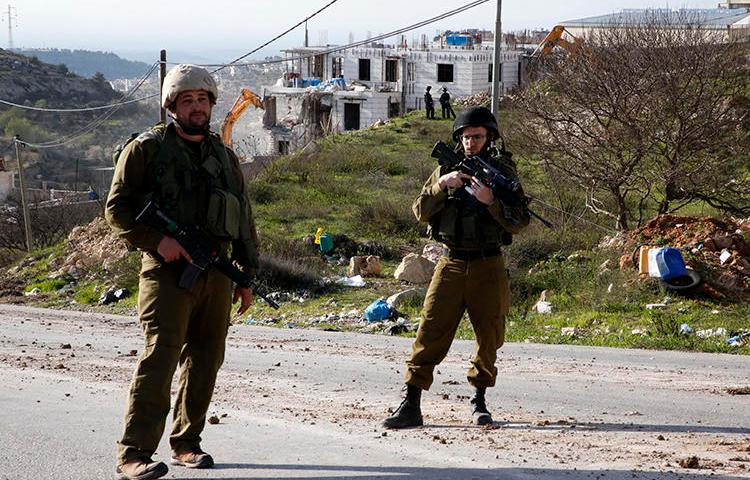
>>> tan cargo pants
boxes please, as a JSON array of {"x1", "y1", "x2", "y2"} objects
[
  {"x1": 117, "y1": 255, "x2": 232, "y2": 464},
  {"x1": 405, "y1": 253, "x2": 510, "y2": 390}
]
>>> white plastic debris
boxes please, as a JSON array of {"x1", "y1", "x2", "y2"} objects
[
  {"x1": 334, "y1": 275, "x2": 366, "y2": 287},
  {"x1": 533, "y1": 301, "x2": 553, "y2": 314}
]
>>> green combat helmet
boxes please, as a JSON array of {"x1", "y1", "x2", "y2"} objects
[{"x1": 160, "y1": 64, "x2": 219, "y2": 110}]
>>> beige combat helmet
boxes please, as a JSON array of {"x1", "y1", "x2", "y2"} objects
[{"x1": 161, "y1": 64, "x2": 219, "y2": 109}]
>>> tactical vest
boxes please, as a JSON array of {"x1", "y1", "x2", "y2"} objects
[
  {"x1": 428, "y1": 153, "x2": 512, "y2": 249},
  {"x1": 139, "y1": 123, "x2": 244, "y2": 240}
]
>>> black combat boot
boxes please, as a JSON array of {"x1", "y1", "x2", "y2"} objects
[
  {"x1": 470, "y1": 386, "x2": 493, "y2": 425},
  {"x1": 382, "y1": 384, "x2": 423, "y2": 429}
]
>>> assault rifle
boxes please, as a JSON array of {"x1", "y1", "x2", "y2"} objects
[
  {"x1": 135, "y1": 201, "x2": 280, "y2": 309},
  {"x1": 431, "y1": 141, "x2": 553, "y2": 229}
]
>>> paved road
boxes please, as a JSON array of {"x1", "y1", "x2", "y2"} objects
[{"x1": 0, "y1": 304, "x2": 748, "y2": 479}]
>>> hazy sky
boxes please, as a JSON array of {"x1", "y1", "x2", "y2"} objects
[{"x1": 5, "y1": 0, "x2": 721, "y2": 63}]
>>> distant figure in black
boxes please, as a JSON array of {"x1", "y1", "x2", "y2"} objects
[
  {"x1": 439, "y1": 87, "x2": 456, "y2": 119},
  {"x1": 424, "y1": 86, "x2": 435, "y2": 119}
]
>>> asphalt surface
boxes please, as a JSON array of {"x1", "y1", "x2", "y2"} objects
[{"x1": 0, "y1": 304, "x2": 748, "y2": 480}]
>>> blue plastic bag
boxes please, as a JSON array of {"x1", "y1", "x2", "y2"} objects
[{"x1": 365, "y1": 299, "x2": 392, "y2": 323}]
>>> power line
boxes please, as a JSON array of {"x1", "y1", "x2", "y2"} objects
[
  {"x1": 0, "y1": 94, "x2": 158, "y2": 112},
  {"x1": 198, "y1": 0, "x2": 490, "y2": 69},
  {"x1": 211, "y1": 0, "x2": 341, "y2": 74},
  {"x1": 12, "y1": 0, "x2": 489, "y2": 148},
  {"x1": 18, "y1": 62, "x2": 160, "y2": 149}
]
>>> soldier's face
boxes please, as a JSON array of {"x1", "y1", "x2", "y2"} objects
[
  {"x1": 460, "y1": 126, "x2": 489, "y2": 156},
  {"x1": 173, "y1": 90, "x2": 212, "y2": 130}
]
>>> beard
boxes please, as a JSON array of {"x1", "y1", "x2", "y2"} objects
[{"x1": 176, "y1": 111, "x2": 211, "y2": 136}]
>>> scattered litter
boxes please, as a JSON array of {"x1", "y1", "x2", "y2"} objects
[
  {"x1": 646, "y1": 303, "x2": 667, "y2": 310},
  {"x1": 386, "y1": 318, "x2": 409, "y2": 335},
  {"x1": 720, "y1": 250, "x2": 732, "y2": 265},
  {"x1": 696, "y1": 327, "x2": 727, "y2": 338},
  {"x1": 334, "y1": 275, "x2": 365, "y2": 287},
  {"x1": 364, "y1": 299, "x2": 393, "y2": 323},
  {"x1": 534, "y1": 301, "x2": 553, "y2": 314},
  {"x1": 727, "y1": 331, "x2": 750, "y2": 346},
  {"x1": 99, "y1": 287, "x2": 129, "y2": 305},
  {"x1": 678, "y1": 323, "x2": 694, "y2": 336}
]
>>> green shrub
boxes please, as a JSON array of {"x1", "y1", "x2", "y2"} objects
[
  {"x1": 25, "y1": 277, "x2": 69, "y2": 293},
  {"x1": 74, "y1": 283, "x2": 100, "y2": 305},
  {"x1": 258, "y1": 253, "x2": 323, "y2": 292},
  {"x1": 355, "y1": 199, "x2": 422, "y2": 236}
]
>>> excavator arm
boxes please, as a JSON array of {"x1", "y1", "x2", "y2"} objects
[
  {"x1": 220, "y1": 88, "x2": 264, "y2": 149},
  {"x1": 532, "y1": 25, "x2": 583, "y2": 59}
]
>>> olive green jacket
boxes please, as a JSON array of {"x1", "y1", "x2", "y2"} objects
[
  {"x1": 105, "y1": 123, "x2": 260, "y2": 276},
  {"x1": 412, "y1": 150, "x2": 529, "y2": 247}
]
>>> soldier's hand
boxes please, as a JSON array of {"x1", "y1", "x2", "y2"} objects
[
  {"x1": 233, "y1": 286, "x2": 254, "y2": 315},
  {"x1": 156, "y1": 236, "x2": 192, "y2": 263},
  {"x1": 438, "y1": 171, "x2": 470, "y2": 190},
  {"x1": 470, "y1": 177, "x2": 495, "y2": 205}
]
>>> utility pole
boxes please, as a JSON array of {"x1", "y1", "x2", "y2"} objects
[
  {"x1": 159, "y1": 50, "x2": 166, "y2": 123},
  {"x1": 13, "y1": 136, "x2": 32, "y2": 251},
  {"x1": 491, "y1": 0, "x2": 503, "y2": 123},
  {"x1": 2, "y1": 4, "x2": 17, "y2": 49}
]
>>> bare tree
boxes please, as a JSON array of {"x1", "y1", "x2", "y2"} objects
[{"x1": 511, "y1": 10, "x2": 750, "y2": 230}]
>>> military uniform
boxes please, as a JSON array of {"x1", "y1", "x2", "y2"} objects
[
  {"x1": 105, "y1": 121, "x2": 259, "y2": 465},
  {"x1": 424, "y1": 88, "x2": 435, "y2": 119},
  {"x1": 406, "y1": 148, "x2": 528, "y2": 390}
]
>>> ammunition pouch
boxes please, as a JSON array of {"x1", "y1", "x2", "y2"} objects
[{"x1": 206, "y1": 188, "x2": 241, "y2": 239}]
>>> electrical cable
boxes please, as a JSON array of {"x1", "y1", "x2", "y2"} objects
[
  {"x1": 13, "y1": 0, "x2": 489, "y2": 148},
  {"x1": 18, "y1": 62, "x2": 160, "y2": 149},
  {"x1": 197, "y1": 0, "x2": 490, "y2": 69},
  {"x1": 211, "y1": 0, "x2": 341, "y2": 74},
  {"x1": 0, "y1": 94, "x2": 158, "y2": 112}
]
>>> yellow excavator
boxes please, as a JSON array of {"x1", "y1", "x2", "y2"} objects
[
  {"x1": 531, "y1": 25, "x2": 583, "y2": 59},
  {"x1": 220, "y1": 88, "x2": 264, "y2": 150},
  {"x1": 523, "y1": 25, "x2": 583, "y2": 83}
]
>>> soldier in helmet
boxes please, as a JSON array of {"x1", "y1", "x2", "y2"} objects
[
  {"x1": 383, "y1": 106, "x2": 529, "y2": 429},
  {"x1": 439, "y1": 86, "x2": 456, "y2": 119},
  {"x1": 106, "y1": 64, "x2": 260, "y2": 479},
  {"x1": 424, "y1": 85, "x2": 435, "y2": 119}
]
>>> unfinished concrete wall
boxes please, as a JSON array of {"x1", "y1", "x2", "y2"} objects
[
  {"x1": 343, "y1": 49, "x2": 522, "y2": 111},
  {"x1": 330, "y1": 92, "x2": 393, "y2": 131}
]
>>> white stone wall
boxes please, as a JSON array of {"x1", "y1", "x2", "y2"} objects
[
  {"x1": 339, "y1": 47, "x2": 523, "y2": 111},
  {"x1": 330, "y1": 91, "x2": 395, "y2": 131}
]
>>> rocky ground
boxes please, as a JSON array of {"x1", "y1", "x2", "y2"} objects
[{"x1": 1, "y1": 304, "x2": 749, "y2": 479}]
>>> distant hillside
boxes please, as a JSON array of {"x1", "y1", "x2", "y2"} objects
[
  {"x1": 0, "y1": 49, "x2": 121, "y2": 106},
  {"x1": 12, "y1": 48, "x2": 150, "y2": 80},
  {"x1": 0, "y1": 48, "x2": 157, "y2": 193}
]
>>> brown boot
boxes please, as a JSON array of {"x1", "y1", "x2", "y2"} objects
[
  {"x1": 115, "y1": 457, "x2": 168, "y2": 480},
  {"x1": 171, "y1": 448, "x2": 215, "y2": 469}
]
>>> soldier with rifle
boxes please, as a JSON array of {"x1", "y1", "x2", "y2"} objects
[
  {"x1": 383, "y1": 106, "x2": 532, "y2": 429},
  {"x1": 105, "y1": 64, "x2": 262, "y2": 480}
]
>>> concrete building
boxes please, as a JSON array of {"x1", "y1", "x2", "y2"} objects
[
  {"x1": 252, "y1": 37, "x2": 524, "y2": 155},
  {"x1": 560, "y1": 8, "x2": 750, "y2": 42}
]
